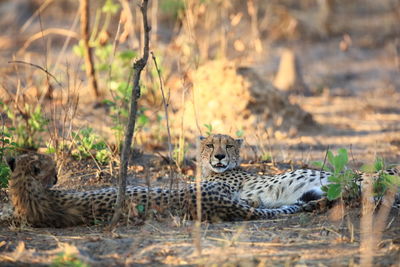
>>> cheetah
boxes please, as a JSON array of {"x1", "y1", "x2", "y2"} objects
[
  {"x1": 5, "y1": 153, "x2": 303, "y2": 227},
  {"x1": 200, "y1": 134, "x2": 400, "y2": 208}
]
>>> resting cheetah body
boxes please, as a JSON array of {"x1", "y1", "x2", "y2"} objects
[
  {"x1": 6, "y1": 153, "x2": 302, "y2": 227},
  {"x1": 200, "y1": 134, "x2": 399, "y2": 208},
  {"x1": 207, "y1": 169, "x2": 330, "y2": 208}
]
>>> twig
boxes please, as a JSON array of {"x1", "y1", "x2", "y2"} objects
[
  {"x1": 319, "y1": 146, "x2": 330, "y2": 187},
  {"x1": 38, "y1": 12, "x2": 53, "y2": 100},
  {"x1": 52, "y1": 11, "x2": 81, "y2": 72},
  {"x1": 8, "y1": 60, "x2": 62, "y2": 87},
  {"x1": 19, "y1": 28, "x2": 79, "y2": 54},
  {"x1": 110, "y1": 0, "x2": 151, "y2": 227},
  {"x1": 79, "y1": 0, "x2": 100, "y2": 98},
  {"x1": 150, "y1": 52, "x2": 175, "y2": 192},
  {"x1": 264, "y1": 127, "x2": 275, "y2": 166},
  {"x1": 20, "y1": 0, "x2": 54, "y2": 33}
]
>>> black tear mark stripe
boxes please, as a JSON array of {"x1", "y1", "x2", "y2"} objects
[{"x1": 208, "y1": 145, "x2": 215, "y2": 165}]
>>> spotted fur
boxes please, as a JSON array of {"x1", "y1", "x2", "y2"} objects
[
  {"x1": 201, "y1": 134, "x2": 400, "y2": 208},
  {"x1": 6, "y1": 153, "x2": 303, "y2": 227}
]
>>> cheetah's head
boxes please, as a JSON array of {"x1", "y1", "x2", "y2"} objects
[
  {"x1": 7, "y1": 153, "x2": 58, "y2": 189},
  {"x1": 200, "y1": 134, "x2": 243, "y2": 177}
]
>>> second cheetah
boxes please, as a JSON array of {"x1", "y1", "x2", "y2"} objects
[{"x1": 200, "y1": 134, "x2": 400, "y2": 208}]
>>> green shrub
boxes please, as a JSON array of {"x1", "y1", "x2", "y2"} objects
[
  {"x1": 1, "y1": 102, "x2": 48, "y2": 149},
  {"x1": 361, "y1": 157, "x2": 400, "y2": 199},
  {"x1": 313, "y1": 148, "x2": 357, "y2": 200},
  {"x1": 51, "y1": 252, "x2": 89, "y2": 267},
  {"x1": 71, "y1": 127, "x2": 112, "y2": 164}
]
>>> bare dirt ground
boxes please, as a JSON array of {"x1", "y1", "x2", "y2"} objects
[{"x1": 1, "y1": 1, "x2": 400, "y2": 266}]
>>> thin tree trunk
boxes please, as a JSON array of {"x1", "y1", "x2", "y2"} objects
[
  {"x1": 80, "y1": 0, "x2": 100, "y2": 98},
  {"x1": 110, "y1": 0, "x2": 151, "y2": 227}
]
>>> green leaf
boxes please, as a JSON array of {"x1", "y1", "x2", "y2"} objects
[
  {"x1": 95, "y1": 149, "x2": 110, "y2": 164},
  {"x1": 119, "y1": 50, "x2": 137, "y2": 61},
  {"x1": 312, "y1": 161, "x2": 323, "y2": 168},
  {"x1": 374, "y1": 157, "x2": 385, "y2": 171},
  {"x1": 333, "y1": 148, "x2": 348, "y2": 173},
  {"x1": 261, "y1": 153, "x2": 271, "y2": 161},
  {"x1": 0, "y1": 162, "x2": 10, "y2": 188},
  {"x1": 102, "y1": 99, "x2": 115, "y2": 106},
  {"x1": 2, "y1": 132, "x2": 11, "y2": 137},
  {"x1": 321, "y1": 185, "x2": 329, "y2": 193},
  {"x1": 137, "y1": 114, "x2": 149, "y2": 127},
  {"x1": 360, "y1": 163, "x2": 375, "y2": 173},
  {"x1": 326, "y1": 183, "x2": 342, "y2": 200},
  {"x1": 383, "y1": 174, "x2": 400, "y2": 186},
  {"x1": 136, "y1": 204, "x2": 145, "y2": 213},
  {"x1": 327, "y1": 151, "x2": 334, "y2": 167},
  {"x1": 97, "y1": 63, "x2": 109, "y2": 72},
  {"x1": 102, "y1": 0, "x2": 120, "y2": 14},
  {"x1": 327, "y1": 175, "x2": 341, "y2": 183},
  {"x1": 204, "y1": 124, "x2": 213, "y2": 135},
  {"x1": 337, "y1": 148, "x2": 348, "y2": 165},
  {"x1": 72, "y1": 42, "x2": 84, "y2": 57},
  {"x1": 235, "y1": 129, "x2": 244, "y2": 138}
]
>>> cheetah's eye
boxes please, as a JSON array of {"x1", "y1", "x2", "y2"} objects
[
  {"x1": 226, "y1": 144, "x2": 234, "y2": 149},
  {"x1": 206, "y1": 144, "x2": 214, "y2": 148}
]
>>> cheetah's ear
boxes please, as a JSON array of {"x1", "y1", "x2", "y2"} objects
[
  {"x1": 235, "y1": 138, "x2": 244, "y2": 147},
  {"x1": 31, "y1": 162, "x2": 41, "y2": 176},
  {"x1": 6, "y1": 157, "x2": 16, "y2": 172}
]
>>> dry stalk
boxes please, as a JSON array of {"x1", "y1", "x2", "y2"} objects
[
  {"x1": 19, "y1": 28, "x2": 79, "y2": 54},
  {"x1": 118, "y1": 0, "x2": 136, "y2": 48},
  {"x1": 177, "y1": 75, "x2": 189, "y2": 167},
  {"x1": 38, "y1": 12, "x2": 53, "y2": 100},
  {"x1": 150, "y1": 52, "x2": 175, "y2": 193},
  {"x1": 79, "y1": 0, "x2": 100, "y2": 98},
  {"x1": 47, "y1": 63, "x2": 79, "y2": 170},
  {"x1": 194, "y1": 136, "x2": 202, "y2": 256},
  {"x1": 360, "y1": 174, "x2": 375, "y2": 267},
  {"x1": 110, "y1": 0, "x2": 151, "y2": 227},
  {"x1": 20, "y1": 0, "x2": 54, "y2": 33},
  {"x1": 373, "y1": 185, "x2": 397, "y2": 245},
  {"x1": 52, "y1": 10, "x2": 81, "y2": 72},
  {"x1": 150, "y1": 0, "x2": 158, "y2": 45},
  {"x1": 263, "y1": 127, "x2": 275, "y2": 166}
]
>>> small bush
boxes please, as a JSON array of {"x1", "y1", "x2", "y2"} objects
[
  {"x1": 71, "y1": 127, "x2": 112, "y2": 164},
  {"x1": 1, "y1": 102, "x2": 48, "y2": 149},
  {"x1": 51, "y1": 252, "x2": 89, "y2": 267},
  {"x1": 313, "y1": 148, "x2": 358, "y2": 201}
]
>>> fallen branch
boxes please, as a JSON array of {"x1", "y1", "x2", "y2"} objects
[{"x1": 110, "y1": 0, "x2": 151, "y2": 227}]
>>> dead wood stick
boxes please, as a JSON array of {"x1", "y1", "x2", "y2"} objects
[
  {"x1": 79, "y1": 0, "x2": 100, "y2": 98},
  {"x1": 110, "y1": 0, "x2": 151, "y2": 227}
]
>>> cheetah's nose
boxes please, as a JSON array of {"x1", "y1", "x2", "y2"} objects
[{"x1": 214, "y1": 154, "x2": 225, "y2": 160}]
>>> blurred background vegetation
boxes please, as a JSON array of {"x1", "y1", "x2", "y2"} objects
[{"x1": 0, "y1": 0, "x2": 399, "y2": 168}]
